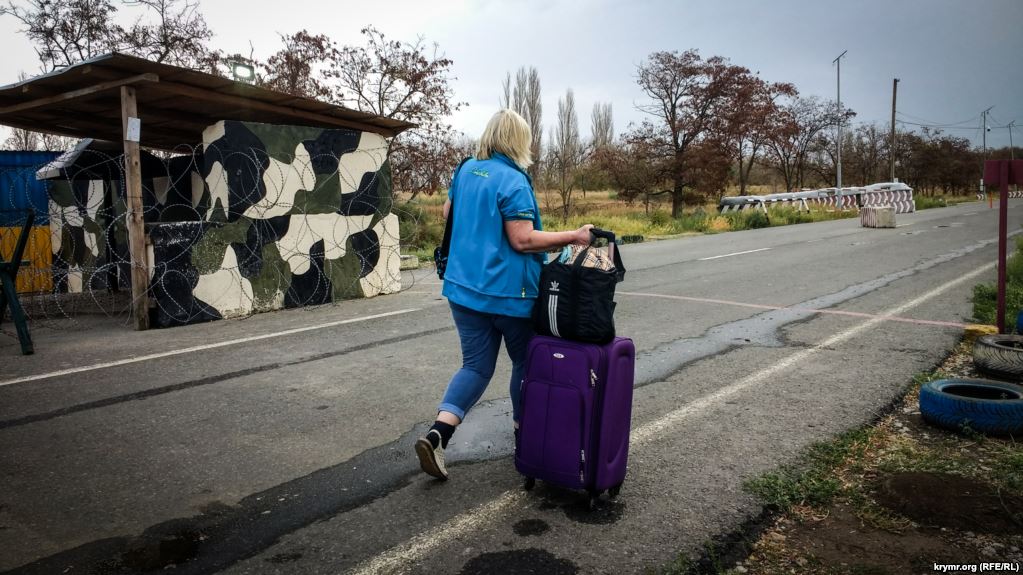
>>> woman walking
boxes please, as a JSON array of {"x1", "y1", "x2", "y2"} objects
[{"x1": 416, "y1": 109, "x2": 593, "y2": 480}]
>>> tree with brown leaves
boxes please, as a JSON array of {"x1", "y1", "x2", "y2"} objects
[
  {"x1": 628, "y1": 49, "x2": 750, "y2": 216},
  {"x1": 723, "y1": 74, "x2": 796, "y2": 195},
  {"x1": 259, "y1": 30, "x2": 334, "y2": 100},
  {"x1": 326, "y1": 26, "x2": 464, "y2": 200}
]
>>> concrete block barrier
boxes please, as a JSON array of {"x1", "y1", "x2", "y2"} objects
[{"x1": 860, "y1": 205, "x2": 896, "y2": 228}]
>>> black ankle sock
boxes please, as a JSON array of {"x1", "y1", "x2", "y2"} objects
[{"x1": 428, "y1": 421, "x2": 456, "y2": 449}]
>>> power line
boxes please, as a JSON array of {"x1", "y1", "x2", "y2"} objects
[
  {"x1": 895, "y1": 110, "x2": 981, "y2": 128},
  {"x1": 896, "y1": 119, "x2": 1016, "y2": 131}
]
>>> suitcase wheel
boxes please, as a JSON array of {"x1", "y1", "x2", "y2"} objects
[
  {"x1": 587, "y1": 490, "x2": 600, "y2": 511},
  {"x1": 523, "y1": 477, "x2": 536, "y2": 491},
  {"x1": 608, "y1": 483, "x2": 623, "y2": 499}
]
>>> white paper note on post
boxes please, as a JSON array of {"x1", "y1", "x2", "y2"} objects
[{"x1": 126, "y1": 117, "x2": 141, "y2": 142}]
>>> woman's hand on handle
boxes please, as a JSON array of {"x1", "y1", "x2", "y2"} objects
[{"x1": 571, "y1": 224, "x2": 595, "y2": 246}]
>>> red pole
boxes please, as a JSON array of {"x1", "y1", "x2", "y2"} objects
[{"x1": 997, "y1": 161, "x2": 1009, "y2": 333}]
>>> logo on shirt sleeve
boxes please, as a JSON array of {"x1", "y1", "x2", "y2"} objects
[{"x1": 471, "y1": 168, "x2": 490, "y2": 178}]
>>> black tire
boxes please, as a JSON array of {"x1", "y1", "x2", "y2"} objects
[
  {"x1": 523, "y1": 477, "x2": 535, "y2": 491},
  {"x1": 973, "y1": 334, "x2": 1023, "y2": 381},
  {"x1": 919, "y1": 378, "x2": 1023, "y2": 436},
  {"x1": 608, "y1": 483, "x2": 622, "y2": 499}
]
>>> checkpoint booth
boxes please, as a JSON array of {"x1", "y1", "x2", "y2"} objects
[{"x1": 0, "y1": 53, "x2": 415, "y2": 335}]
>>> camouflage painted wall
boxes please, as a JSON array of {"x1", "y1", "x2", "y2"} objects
[
  {"x1": 151, "y1": 121, "x2": 399, "y2": 326},
  {"x1": 45, "y1": 144, "x2": 197, "y2": 294},
  {"x1": 46, "y1": 122, "x2": 400, "y2": 327}
]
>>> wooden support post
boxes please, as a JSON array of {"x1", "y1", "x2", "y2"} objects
[
  {"x1": 120, "y1": 85, "x2": 150, "y2": 330},
  {"x1": 984, "y1": 159, "x2": 1023, "y2": 333}
]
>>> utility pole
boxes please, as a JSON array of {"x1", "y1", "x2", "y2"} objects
[
  {"x1": 1010, "y1": 120, "x2": 1016, "y2": 161},
  {"x1": 833, "y1": 50, "x2": 847, "y2": 209},
  {"x1": 983, "y1": 107, "x2": 993, "y2": 155},
  {"x1": 1011, "y1": 121, "x2": 1017, "y2": 194},
  {"x1": 982, "y1": 106, "x2": 994, "y2": 203},
  {"x1": 890, "y1": 78, "x2": 899, "y2": 182}
]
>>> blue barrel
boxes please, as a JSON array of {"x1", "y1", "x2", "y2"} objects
[{"x1": 0, "y1": 150, "x2": 61, "y2": 226}]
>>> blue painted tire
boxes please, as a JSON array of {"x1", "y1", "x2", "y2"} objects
[{"x1": 919, "y1": 378, "x2": 1023, "y2": 436}]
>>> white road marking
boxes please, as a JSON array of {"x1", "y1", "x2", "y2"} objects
[
  {"x1": 630, "y1": 261, "x2": 994, "y2": 445},
  {"x1": 347, "y1": 491, "x2": 525, "y2": 575},
  {"x1": 617, "y1": 291, "x2": 968, "y2": 328},
  {"x1": 0, "y1": 309, "x2": 421, "y2": 387},
  {"x1": 964, "y1": 212, "x2": 978, "y2": 216},
  {"x1": 896, "y1": 223, "x2": 913, "y2": 228},
  {"x1": 698, "y1": 247, "x2": 771, "y2": 261},
  {"x1": 349, "y1": 262, "x2": 995, "y2": 573}
]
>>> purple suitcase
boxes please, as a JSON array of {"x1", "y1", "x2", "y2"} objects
[{"x1": 514, "y1": 335, "x2": 635, "y2": 505}]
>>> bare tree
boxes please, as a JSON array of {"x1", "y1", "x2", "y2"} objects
[
  {"x1": 524, "y1": 69, "x2": 542, "y2": 175},
  {"x1": 548, "y1": 89, "x2": 582, "y2": 222},
  {"x1": 503, "y1": 67, "x2": 543, "y2": 179},
  {"x1": 591, "y1": 102, "x2": 614, "y2": 150},
  {"x1": 764, "y1": 96, "x2": 851, "y2": 191},
  {"x1": 574, "y1": 102, "x2": 613, "y2": 196},
  {"x1": 500, "y1": 72, "x2": 511, "y2": 108},
  {"x1": 3, "y1": 72, "x2": 38, "y2": 151},
  {"x1": 3, "y1": 127, "x2": 39, "y2": 151},
  {"x1": 121, "y1": 0, "x2": 219, "y2": 71},
  {"x1": 1, "y1": 0, "x2": 218, "y2": 72},
  {"x1": 2, "y1": 126, "x2": 77, "y2": 151},
  {"x1": 1, "y1": 0, "x2": 122, "y2": 71}
]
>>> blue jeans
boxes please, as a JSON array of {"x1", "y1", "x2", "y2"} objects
[{"x1": 439, "y1": 302, "x2": 534, "y2": 423}]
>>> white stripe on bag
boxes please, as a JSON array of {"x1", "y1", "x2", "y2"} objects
[{"x1": 549, "y1": 294, "x2": 560, "y2": 337}]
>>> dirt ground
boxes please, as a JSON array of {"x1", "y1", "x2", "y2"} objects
[{"x1": 728, "y1": 337, "x2": 1023, "y2": 575}]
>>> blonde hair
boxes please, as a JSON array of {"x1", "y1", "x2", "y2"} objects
[{"x1": 476, "y1": 109, "x2": 533, "y2": 170}]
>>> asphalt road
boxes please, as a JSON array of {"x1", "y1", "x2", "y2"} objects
[{"x1": 1, "y1": 201, "x2": 1019, "y2": 574}]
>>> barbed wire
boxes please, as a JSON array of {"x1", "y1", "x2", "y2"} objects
[{"x1": 0, "y1": 139, "x2": 428, "y2": 338}]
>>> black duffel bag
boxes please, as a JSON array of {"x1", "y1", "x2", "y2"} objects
[{"x1": 533, "y1": 228, "x2": 626, "y2": 344}]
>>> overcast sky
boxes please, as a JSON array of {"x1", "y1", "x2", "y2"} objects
[{"x1": 1, "y1": 0, "x2": 1021, "y2": 148}]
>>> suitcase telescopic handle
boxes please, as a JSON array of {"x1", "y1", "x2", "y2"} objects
[{"x1": 589, "y1": 228, "x2": 616, "y2": 245}]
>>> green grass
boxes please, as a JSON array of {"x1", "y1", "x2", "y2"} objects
[
  {"x1": 395, "y1": 200, "x2": 444, "y2": 261},
  {"x1": 996, "y1": 443, "x2": 1023, "y2": 491},
  {"x1": 396, "y1": 191, "x2": 970, "y2": 263},
  {"x1": 914, "y1": 194, "x2": 980, "y2": 210},
  {"x1": 744, "y1": 428, "x2": 872, "y2": 512},
  {"x1": 914, "y1": 195, "x2": 948, "y2": 210},
  {"x1": 971, "y1": 235, "x2": 1023, "y2": 326}
]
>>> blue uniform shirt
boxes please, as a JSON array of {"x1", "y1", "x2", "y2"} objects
[{"x1": 441, "y1": 153, "x2": 545, "y2": 318}]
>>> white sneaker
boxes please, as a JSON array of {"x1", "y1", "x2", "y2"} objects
[{"x1": 415, "y1": 430, "x2": 448, "y2": 480}]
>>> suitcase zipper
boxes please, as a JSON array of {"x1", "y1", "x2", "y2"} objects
[
  {"x1": 580, "y1": 449, "x2": 586, "y2": 483},
  {"x1": 590, "y1": 369, "x2": 597, "y2": 388}
]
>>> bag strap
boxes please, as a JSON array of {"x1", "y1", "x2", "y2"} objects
[
  {"x1": 565, "y1": 243, "x2": 594, "y2": 341},
  {"x1": 588, "y1": 227, "x2": 626, "y2": 282},
  {"x1": 438, "y1": 157, "x2": 473, "y2": 264}
]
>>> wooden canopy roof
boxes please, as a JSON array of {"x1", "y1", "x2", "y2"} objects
[{"x1": 0, "y1": 53, "x2": 415, "y2": 151}]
